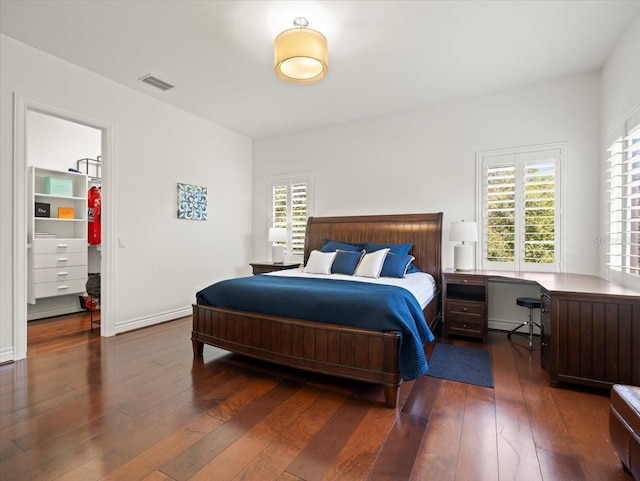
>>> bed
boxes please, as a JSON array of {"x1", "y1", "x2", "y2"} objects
[{"x1": 192, "y1": 212, "x2": 443, "y2": 408}]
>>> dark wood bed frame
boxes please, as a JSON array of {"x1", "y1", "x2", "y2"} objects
[{"x1": 192, "y1": 212, "x2": 443, "y2": 408}]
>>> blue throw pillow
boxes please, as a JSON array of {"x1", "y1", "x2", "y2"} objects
[
  {"x1": 380, "y1": 252, "x2": 415, "y2": 278},
  {"x1": 331, "y1": 249, "x2": 364, "y2": 275},
  {"x1": 406, "y1": 263, "x2": 422, "y2": 274},
  {"x1": 320, "y1": 239, "x2": 363, "y2": 253},
  {"x1": 364, "y1": 242, "x2": 413, "y2": 256}
]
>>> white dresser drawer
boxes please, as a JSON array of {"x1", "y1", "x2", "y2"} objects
[
  {"x1": 35, "y1": 278, "x2": 87, "y2": 299},
  {"x1": 35, "y1": 252, "x2": 87, "y2": 269},
  {"x1": 34, "y1": 239, "x2": 87, "y2": 254},
  {"x1": 34, "y1": 266, "x2": 88, "y2": 284}
]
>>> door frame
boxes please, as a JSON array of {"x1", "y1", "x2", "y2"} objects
[{"x1": 13, "y1": 94, "x2": 116, "y2": 359}]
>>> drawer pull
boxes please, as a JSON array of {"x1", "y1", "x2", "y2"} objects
[
  {"x1": 541, "y1": 308, "x2": 548, "y2": 313},
  {"x1": 463, "y1": 324, "x2": 467, "y2": 328},
  {"x1": 57, "y1": 244, "x2": 69, "y2": 248},
  {"x1": 57, "y1": 285, "x2": 69, "y2": 290},
  {"x1": 57, "y1": 258, "x2": 68, "y2": 262},
  {"x1": 463, "y1": 307, "x2": 468, "y2": 311},
  {"x1": 463, "y1": 279, "x2": 468, "y2": 283},
  {"x1": 57, "y1": 272, "x2": 68, "y2": 276}
]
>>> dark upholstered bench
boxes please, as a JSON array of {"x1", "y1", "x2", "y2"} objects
[{"x1": 610, "y1": 384, "x2": 640, "y2": 480}]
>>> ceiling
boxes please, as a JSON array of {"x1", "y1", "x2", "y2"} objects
[{"x1": 1, "y1": 0, "x2": 639, "y2": 139}]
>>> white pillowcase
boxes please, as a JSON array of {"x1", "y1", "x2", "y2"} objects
[
  {"x1": 303, "y1": 250, "x2": 337, "y2": 274},
  {"x1": 354, "y1": 248, "x2": 390, "y2": 278}
]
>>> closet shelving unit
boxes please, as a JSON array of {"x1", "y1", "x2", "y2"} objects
[{"x1": 27, "y1": 166, "x2": 88, "y2": 305}]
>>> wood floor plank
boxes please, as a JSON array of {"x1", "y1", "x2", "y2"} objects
[
  {"x1": 454, "y1": 384, "x2": 499, "y2": 481},
  {"x1": 410, "y1": 380, "x2": 467, "y2": 481},
  {"x1": 537, "y1": 448, "x2": 587, "y2": 481},
  {"x1": 159, "y1": 380, "x2": 302, "y2": 481},
  {"x1": 284, "y1": 396, "x2": 372, "y2": 481},
  {"x1": 492, "y1": 337, "x2": 543, "y2": 481},
  {"x1": 322, "y1": 386, "x2": 416, "y2": 481}
]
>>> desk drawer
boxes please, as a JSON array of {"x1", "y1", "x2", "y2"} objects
[
  {"x1": 34, "y1": 239, "x2": 87, "y2": 254},
  {"x1": 35, "y1": 278, "x2": 87, "y2": 299},
  {"x1": 35, "y1": 252, "x2": 87, "y2": 269},
  {"x1": 445, "y1": 275, "x2": 487, "y2": 286},
  {"x1": 34, "y1": 266, "x2": 87, "y2": 284},
  {"x1": 447, "y1": 300, "x2": 483, "y2": 317}
]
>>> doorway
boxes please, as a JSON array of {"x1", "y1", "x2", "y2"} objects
[{"x1": 12, "y1": 95, "x2": 115, "y2": 360}]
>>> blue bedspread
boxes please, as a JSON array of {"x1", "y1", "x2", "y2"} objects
[{"x1": 196, "y1": 275, "x2": 434, "y2": 380}]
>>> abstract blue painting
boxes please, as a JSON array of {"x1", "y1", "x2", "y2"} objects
[{"x1": 177, "y1": 183, "x2": 207, "y2": 220}]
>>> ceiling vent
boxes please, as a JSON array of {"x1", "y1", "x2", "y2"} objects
[{"x1": 139, "y1": 74, "x2": 174, "y2": 91}]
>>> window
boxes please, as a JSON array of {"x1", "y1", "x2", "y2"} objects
[
  {"x1": 477, "y1": 144, "x2": 564, "y2": 272},
  {"x1": 269, "y1": 173, "x2": 313, "y2": 257},
  {"x1": 606, "y1": 111, "x2": 640, "y2": 278}
]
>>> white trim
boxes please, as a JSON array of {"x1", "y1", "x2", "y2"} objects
[
  {"x1": 115, "y1": 306, "x2": 191, "y2": 334},
  {"x1": 12, "y1": 95, "x2": 116, "y2": 360},
  {"x1": 0, "y1": 347, "x2": 15, "y2": 364}
]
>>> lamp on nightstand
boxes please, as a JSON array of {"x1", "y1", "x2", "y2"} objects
[
  {"x1": 268, "y1": 227, "x2": 287, "y2": 264},
  {"x1": 450, "y1": 220, "x2": 477, "y2": 271}
]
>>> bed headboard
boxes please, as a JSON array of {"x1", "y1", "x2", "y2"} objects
[{"x1": 304, "y1": 213, "x2": 443, "y2": 287}]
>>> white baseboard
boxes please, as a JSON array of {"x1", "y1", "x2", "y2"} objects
[
  {"x1": 0, "y1": 347, "x2": 15, "y2": 364},
  {"x1": 115, "y1": 306, "x2": 192, "y2": 334},
  {"x1": 489, "y1": 318, "x2": 541, "y2": 335},
  {"x1": 27, "y1": 305, "x2": 83, "y2": 321}
]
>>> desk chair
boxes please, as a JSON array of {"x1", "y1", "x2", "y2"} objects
[{"x1": 507, "y1": 297, "x2": 541, "y2": 350}]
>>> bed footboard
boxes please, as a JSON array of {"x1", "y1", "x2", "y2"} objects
[{"x1": 192, "y1": 304, "x2": 403, "y2": 408}]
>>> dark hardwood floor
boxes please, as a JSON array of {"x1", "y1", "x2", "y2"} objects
[{"x1": 0, "y1": 313, "x2": 631, "y2": 481}]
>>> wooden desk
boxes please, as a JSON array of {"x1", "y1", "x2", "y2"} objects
[{"x1": 443, "y1": 269, "x2": 640, "y2": 389}]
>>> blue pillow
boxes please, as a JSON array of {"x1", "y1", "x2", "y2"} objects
[
  {"x1": 406, "y1": 263, "x2": 422, "y2": 274},
  {"x1": 320, "y1": 239, "x2": 363, "y2": 253},
  {"x1": 364, "y1": 242, "x2": 413, "y2": 256},
  {"x1": 331, "y1": 249, "x2": 364, "y2": 275},
  {"x1": 380, "y1": 253, "x2": 415, "y2": 278}
]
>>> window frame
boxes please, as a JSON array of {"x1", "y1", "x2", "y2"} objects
[
  {"x1": 606, "y1": 107, "x2": 640, "y2": 287},
  {"x1": 268, "y1": 172, "x2": 313, "y2": 261},
  {"x1": 476, "y1": 142, "x2": 566, "y2": 273}
]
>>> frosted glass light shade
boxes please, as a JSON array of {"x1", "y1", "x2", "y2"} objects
[{"x1": 274, "y1": 27, "x2": 328, "y2": 83}]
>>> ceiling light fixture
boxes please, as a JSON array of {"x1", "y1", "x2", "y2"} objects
[{"x1": 274, "y1": 17, "x2": 328, "y2": 84}]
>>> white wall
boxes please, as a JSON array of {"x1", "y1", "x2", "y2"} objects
[
  {"x1": 0, "y1": 34, "x2": 253, "y2": 361},
  {"x1": 27, "y1": 111, "x2": 102, "y2": 320},
  {"x1": 252, "y1": 71, "x2": 601, "y2": 328},
  {"x1": 600, "y1": 13, "x2": 640, "y2": 289}
]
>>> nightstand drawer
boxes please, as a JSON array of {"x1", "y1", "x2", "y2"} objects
[
  {"x1": 446, "y1": 320, "x2": 484, "y2": 336},
  {"x1": 446, "y1": 315, "x2": 484, "y2": 328},
  {"x1": 447, "y1": 300, "x2": 483, "y2": 317}
]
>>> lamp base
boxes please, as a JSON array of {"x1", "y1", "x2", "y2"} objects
[
  {"x1": 453, "y1": 244, "x2": 474, "y2": 271},
  {"x1": 272, "y1": 244, "x2": 285, "y2": 264}
]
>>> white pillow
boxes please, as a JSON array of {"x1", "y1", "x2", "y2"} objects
[
  {"x1": 303, "y1": 250, "x2": 337, "y2": 274},
  {"x1": 354, "y1": 248, "x2": 390, "y2": 278}
]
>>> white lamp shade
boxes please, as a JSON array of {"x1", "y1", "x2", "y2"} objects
[
  {"x1": 274, "y1": 25, "x2": 328, "y2": 83},
  {"x1": 449, "y1": 221, "x2": 478, "y2": 242},
  {"x1": 268, "y1": 227, "x2": 287, "y2": 243}
]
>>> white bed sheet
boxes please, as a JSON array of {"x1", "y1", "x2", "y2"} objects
[{"x1": 266, "y1": 267, "x2": 437, "y2": 309}]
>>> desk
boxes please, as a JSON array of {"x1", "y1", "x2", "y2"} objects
[{"x1": 443, "y1": 269, "x2": 640, "y2": 389}]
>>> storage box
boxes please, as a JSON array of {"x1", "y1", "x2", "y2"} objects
[
  {"x1": 58, "y1": 206, "x2": 75, "y2": 219},
  {"x1": 44, "y1": 176, "x2": 73, "y2": 197},
  {"x1": 34, "y1": 202, "x2": 50, "y2": 218}
]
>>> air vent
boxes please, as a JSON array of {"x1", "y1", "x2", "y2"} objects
[{"x1": 139, "y1": 74, "x2": 174, "y2": 91}]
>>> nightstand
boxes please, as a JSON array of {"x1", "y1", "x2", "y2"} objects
[
  {"x1": 250, "y1": 262, "x2": 301, "y2": 275},
  {"x1": 442, "y1": 270, "x2": 488, "y2": 341}
]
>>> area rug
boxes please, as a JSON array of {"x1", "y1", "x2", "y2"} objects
[{"x1": 426, "y1": 343, "x2": 493, "y2": 388}]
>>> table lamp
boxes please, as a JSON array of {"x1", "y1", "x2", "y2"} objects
[
  {"x1": 450, "y1": 221, "x2": 477, "y2": 271},
  {"x1": 268, "y1": 227, "x2": 287, "y2": 263}
]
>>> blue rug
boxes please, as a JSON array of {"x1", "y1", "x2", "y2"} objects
[{"x1": 427, "y1": 343, "x2": 493, "y2": 388}]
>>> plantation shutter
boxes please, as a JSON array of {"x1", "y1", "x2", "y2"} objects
[
  {"x1": 608, "y1": 113, "x2": 640, "y2": 275},
  {"x1": 479, "y1": 145, "x2": 562, "y2": 272},
  {"x1": 269, "y1": 174, "x2": 313, "y2": 258}
]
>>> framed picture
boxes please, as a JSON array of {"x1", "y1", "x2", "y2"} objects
[{"x1": 177, "y1": 183, "x2": 207, "y2": 220}]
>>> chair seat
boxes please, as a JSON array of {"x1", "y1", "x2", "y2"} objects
[{"x1": 516, "y1": 297, "x2": 541, "y2": 309}]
